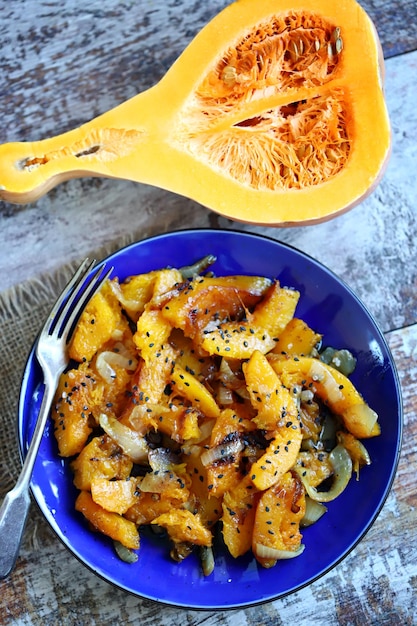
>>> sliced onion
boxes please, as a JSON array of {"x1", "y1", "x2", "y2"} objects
[
  {"x1": 217, "y1": 384, "x2": 234, "y2": 405},
  {"x1": 182, "y1": 444, "x2": 203, "y2": 458},
  {"x1": 114, "y1": 540, "x2": 138, "y2": 563},
  {"x1": 148, "y1": 448, "x2": 181, "y2": 473},
  {"x1": 308, "y1": 360, "x2": 343, "y2": 404},
  {"x1": 295, "y1": 444, "x2": 352, "y2": 502},
  {"x1": 111, "y1": 329, "x2": 124, "y2": 341},
  {"x1": 300, "y1": 389, "x2": 314, "y2": 404},
  {"x1": 99, "y1": 413, "x2": 148, "y2": 463},
  {"x1": 113, "y1": 340, "x2": 137, "y2": 358},
  {"x1": 138, "y1": 449, "x2": 185, "y2": 493},
  {"x1": 318, "y1": 412, "x2": 338, "y2": 450},
  {"x1": 300, "y1": 497, "x2": 328, "y2": 527},
  {"x1": 254, "y1": 542, "x2": 305, "y2": 561},
  {"x1": 200, "y1": 546, "x2": 215, "y2": 577},
  {"x1": 234, "y1": 385, "x2": 251, "y2": 401},
  {"x1": 127, "y1": 403, "x2": 170, "y2": 436},
  {"x1": 108, "y1": 280, "x2": 144, "y2": 312},
  {"x1": 337, "y1": 431, "x2": 371, "y2": 479},
  {"x1": 140, "y1": 471, "x2": 171, "y2": 493},
  {"x1": 200, "y1": 437, "x2": 245, "y2": 467},
  {"x1": 96, "y1": 350, "x2": 138, "y2": 383},
  {"x1": 218, "y1": 358, "x2": 239, "y2": 386},
  {"x1": 218, "y1": 358, "x2": 250, "y2": 400}
]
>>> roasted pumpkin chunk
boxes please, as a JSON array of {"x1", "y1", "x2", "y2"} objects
[
  {"x1": 71, "y1": 435, "x2": 133, "y2": 492},
  {"x1": 243, "y1": 351, "x2": 303, "y2": 490},
  {"x1": 201, "y1": 322, "x2": 276, "y2": 359},
  {"x1": 91, "y1": 477, "x2": 139, "y2": 515},
  {"x1": 250, "y1": 282, "x2": 300, "y2": 339},
  {"x1": 161, "y1": 274, "x2": 271, "y2": 340},
  {"x1": 170, "y1": 364, "x2": 220, "y2": 418},
  {"x1": 252, "y1": 471, "x2": 306, "y2": 568},
  {"x1": 221, "y1": 474, "x2": 260, "y2": 558},
  {"x1": 69, "y1": 284, "x2": 125, "y2": 362},
  {"x1": 125, "y1": 492, "x2": 185, "y2": 526},
  {"x1": 186, "y1": 451, "x2": 223, "y2": 528},
  {"x1": 271, "y1": 317, "x2": 322, "y2": 356},
  {"x1": 75, "y1": 490, "x2": 139, "y2": 550},
  {"x1": 270, "y1": 356, "x2": 380, "y2": 438},
  {"x1": 152, "y1": 509, "x2": 213, "y2": 547},
  {"x1": 52, "y1": 368, "x2": 95, "y2": 457},
  {"x1": 201, "y1": 408, "x2": 249, "y2": 498}
]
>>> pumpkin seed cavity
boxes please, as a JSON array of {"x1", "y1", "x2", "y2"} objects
[{"x1": 176, "y1": 12, "x2": 349, "y2": 191}]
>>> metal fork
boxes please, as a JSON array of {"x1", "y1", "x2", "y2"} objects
[{"x1": 0, "y1": 258, "x2": 113, "y2": 579}]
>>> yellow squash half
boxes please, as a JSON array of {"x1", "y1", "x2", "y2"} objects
[{"x1": 0, "y1": 0, "x2": 390, "y2": 226}]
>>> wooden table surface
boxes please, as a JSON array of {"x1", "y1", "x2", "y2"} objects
[{"x1": 1, "y1": 1, "x2": 416, "y2": 624}]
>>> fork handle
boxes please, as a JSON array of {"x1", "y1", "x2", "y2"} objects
[
  {"x1": 0, "y1": 377, "x2": 56, "y2": 578},
  {"x1": 0, "y1": 482, "x2": 31, "y2": 579}
]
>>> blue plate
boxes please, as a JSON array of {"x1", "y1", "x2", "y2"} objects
[{"x1": 18, "y1": 229, "x2": 402, "y2": 610}]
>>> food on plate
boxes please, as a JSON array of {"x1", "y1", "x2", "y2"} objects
[
  {"x1": 52, "y1": 256, "x2": 380, "y2": 574},
  {"x1": 0, "y1": 0, "x2": 390, "y2": 226}
]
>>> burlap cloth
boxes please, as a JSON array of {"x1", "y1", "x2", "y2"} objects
[{"x1": 0, "y1": 235, "x2": 140, "y2": 530}]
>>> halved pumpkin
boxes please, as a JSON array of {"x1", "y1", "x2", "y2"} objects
[{"x1": 0, "y1": 0, "x2": 390, "y2": 226}]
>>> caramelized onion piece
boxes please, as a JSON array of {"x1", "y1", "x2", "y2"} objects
[
  {"x1": 96, "y1": 348, "x2": 138, "y2": 383},
  {"x1": 200, "y1": 437, "x2": 245, "y2": 467},
  {"x1": 99, "y1": 413, "x2": 149, "y2": 463},
  {"x1": 300, "y1": 497, "x2": 327, "y2": 527},
  {"x1": 295, "y1": 444, "x2": 352, "y2": 502},
  {"x1": 254, "y1": 542, "x2": 305, "y2": 561}
]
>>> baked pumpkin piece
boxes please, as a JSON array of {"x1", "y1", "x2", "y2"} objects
[
  {"x1": 52, "y1": 368, "x2": 95, "y2": 457},
  {"x1": 0, "y1": 0, "x2": 390, "y2": 226},
  {"x1": 69, "y1": 283, "x2": 126, "y2": 363},
  {"x1": 252, "y1": 471, "x2": 306, "y2": 567},
  {"x1": 221, "y1": 474, "x2": 261, "y2": 558},
  {"x1": 269, "y1": 356, "x2": 380, "y2": 438},
  {"x1": 71, "y1": 435, "x2": 133, "y2": 492},
  {"x1": 75, "y1": 490, "x2": 140, "y2": 550}
]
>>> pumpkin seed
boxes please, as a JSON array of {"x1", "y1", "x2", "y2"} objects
[
  {"x1": 290, "y1": 41, "x2": 299, "y2": 61},
  {"x1": 325, "y1": 148, "x2": 339, "y2": 163},
  {"x1": 222, "y1": 65, "x2": 238, "y2": 86},
  {"x1": 314, "y1": 39, "x2": 321, "y2": 52},
  {"x1": 335, "y1": 37, "x2": 343, "y2": 54}
]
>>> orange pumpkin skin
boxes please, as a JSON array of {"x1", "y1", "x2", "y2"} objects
[{"x1": 0, "y1": 0, "x2": 390, "y2": 226}]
